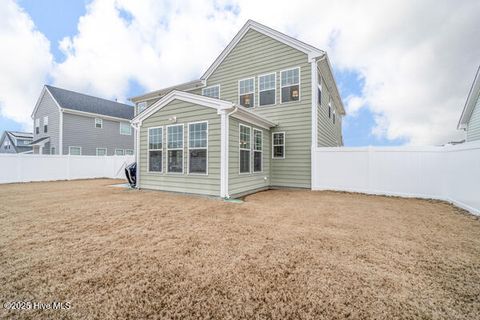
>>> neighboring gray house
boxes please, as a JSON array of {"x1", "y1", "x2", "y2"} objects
[
  {"x1": 130, "y1": 20, "x2": 345, "y2": 198},
  {"x1": 458, "y1": 65, "x2": 480, "y2": 142},
  {"x1": 0, "y1": 131, "x2": 33, "y2": 154},
  {"x1": 31, "y1": 85, "x2": 134, "y2": 155}
]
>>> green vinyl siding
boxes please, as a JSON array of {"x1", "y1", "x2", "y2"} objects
[
  {"x1": 317, "y1": 70, "x2": 342, "y2": 147},
  {"x1": 206, "y1": 29, "x2": 312, "y2": 188},
  {"x1": 139, "y1": 99, "x2": 221, "y2": 196},
  {"x1": 466, "y1": 95, "x2": 480, "y2": 142}
]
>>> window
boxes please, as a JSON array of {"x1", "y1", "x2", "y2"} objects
[
  {"x1": 137, "y1": 102, "x2": 147, "y2": 114},
  {"x1": 202, "y1": 85, "x2": 220, "y2": 99},
  {"x1": 258, "y1": 73, "x2": 276, "y2": 106},
  {"x1": 115, "y1": 149, "x2": 125, "y2": 156},
  {"x1": 125, "y1": 149, "x2": 134, "y2": 155},
  {"x1": 51, "y1": 147, "x2": 55, "y2": 154},
  {"x1": 95, "y1": 118, "x2": 103, "y2": 128},
  {"x1": 69, "y1": 146, "x2": 81, "y2": 155},
  {"x1": 239, "y1": 78, "x2": 254, "y2": 108},
  {"x1": 188, "y1": 122, "x2": 208, "y2": 174},
  {"x1": 148, "y1": 127, "x2": 163, "y2": 172},
  {"x1": 96, "y1": 148, "x2": 107, "y2": 156},
  {"x1": 239, "y1": 124, "x2": 251, "y2": 173},
  {"x1": 272, "y1": 132, "x2": 285, "y2": 159},
  {"x1": 120, "y1": 122, "x2": 132, "y2": 135},
  {"x1": 328, "y1": 96, "x2": 332, "y2": 118},
  {"x1": 317, "y1": 74, "x2": 322, "y2": 106},
  {"x1": 4, "y1": 140, "x2": 10, "y2": 149},
  {"x1": 43, "y1": 116, "x2": 48, "y2": 133},
  {"x1": 333, "y1": 109, "x2": 336, "y2": 124},
  {"x1": 167, "y1": 124, "x2": 183, "y2": 173},
  {"x1": 281, "y1": 67, "x2": 300, "y2": 103},
  {"x1": 35, "y1": 118, "x2": 40, "y2": 134},
  {"x1": 253, "y1": 129, "x2": 262, "y2": 172}
]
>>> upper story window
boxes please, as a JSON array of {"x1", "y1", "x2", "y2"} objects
[
  {"x1": 333, "y1": 109, "x2": 336, "y2": 124},
  {"x1": 4, "y1": 139, "x2": 10, "y2": 149},
  {"x1": 188, "y1": 121, "x2": 208, "y2": 174},
  {"x1": 43, "y1": 116, "x2": 48, "y2": 133},
  {"x1": 167, "y1": 124, "x2": 184, "y2": 174},
  {"x1": 95, "y1": 118, "x2": 103, "y2": 128},
  {"x1": 137, "y1": 102, "x2": 147, "y2": 114},
  {"x1": 202, "y1": 85, "x2": 220, "y2": 99},
  {"x1": 120, "y1": 122, "x2": 132, "y2": 135},
  {"x1": 281, "y1": 67, "x2": 300, "y2": 103},
  {"x1": 258, "y1": 73, "x2": 276, "y2": 106},
  {"x1": 239, "y1": 78, "x2": 254, "y2": 108},
  {"x1": 328, "y1": 96, "x2": 332, "y2": 119},
  {"x1": 272, "y1": 132, "x2": 285, "y2": 159},
  {"x1": 148, "y1": 127, "x2": 163, "y2": 172},
  {"x1": 317, "y1": 74, "x2": 322, "y2": 106},
  {"x1": 35, "y1": 118, "x2": 40, "y2": 134}
]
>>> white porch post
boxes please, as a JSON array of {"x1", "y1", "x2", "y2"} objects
[{"x1": 220, "y1": 110, "x2": 229, "y2": 198}]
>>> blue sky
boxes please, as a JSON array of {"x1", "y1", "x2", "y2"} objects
[{"x1": 1, "y1": 0, "x2": 478, "y2": 145}]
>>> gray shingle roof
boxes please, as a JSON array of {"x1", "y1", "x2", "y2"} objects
[
  {"x1": 8, "y1": 131, "x2": 33, "y2": 139},
  {"x1": 46, "y1": 85, "x2": 134, "y2": 120}
]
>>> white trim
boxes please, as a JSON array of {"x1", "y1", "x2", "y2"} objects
[
  {"x1": 119, "y1": 122, "x2": 132, "y2": 135},
  {"x1": 238, "y1": 77, "x2": 255, "y2": 108},
  {"x1": 96, "y1": 148, "x2": 107, "y2": 156},
  {"x1": 187, "y1": 121, "x2": 209, "y2": 175},
  {"x1": 458, "y1": 65, "x2": 480, "y2": 129},
  {"x1": 135, "y1": 122, "x2": 141, "y2": 187},
  {"x1": 61, "y1": 108, "x2": 131, "y2": 122},
  {"x1": 147, "y1": 126, "x2": 163, "y2": 174},
  {"x1": 280, "y1": 67, "x2": 301, "y2": 104},
  {"x1": 253, "y1": 128, "x2": 263, "y2": 173},
  {"x1": 311, "y1": 59, "x2": 318, "y2": 190},
  {"x1": 239, "y1": 124, "x2": 252, "y2": 174},
  {"x1": 257, "y1": 72, "x2": 276, "y2": 107},
  {"x1": 59, "y1": 111, "x2": 63, "y2": 154},
  {"x1": 95, "y1": 118, "x2": 103, "y2": 128},
  {"x1": 201, "y1": 84, "x2": 221, "y2": 99},
  {"x1": 220, "y1": 111, "x2": 228, "y2": 197},
  {"x1": 272, "y1": 132, "x2": 286, "y2": 159},
  {"x1": 68, "y1": 146, "x2": 82, "y2": 155},
  {"x1": 166, "y1": 123, "x2": 184, "y2": 174}
]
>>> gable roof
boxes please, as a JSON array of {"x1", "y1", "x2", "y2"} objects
[
  {"x1": 458, "y1": 65, "x2": 480, "y2": 129},
  {"x1": 7, "y1": 131, "x2": 33, "y2": 139},
  {"x1": 1, "y1": 131, "x2": 33, "y2": 152}
]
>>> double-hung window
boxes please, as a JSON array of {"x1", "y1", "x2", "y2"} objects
[
  {"x1": 202, "y1": 85, "x2": 220, "y2": 99},
  {"x1": 333, "y1": 109, "x2": 336, "y2": 124},
  {"x1": 167, "y1": 124, "x2": 184, "y2": 173},
  {"x1": 69, "y1": 146, "x2": 81, "y2": 155},
  {"x1": 120, "y1": 122, "x2": 132, "y2": 135},
  {"x1": 239, "y1": 78, "x2": 254, "y2": 108},
  {"x1": 115, "y1": 149, "x2": 125, "y2": 156},
  {"x1": 95, "y1": 118, "x2": 103, "y2": 128},
  {"x1": 239, "y1": 125, "x2": 251, "y2": 173},
  {"x1": 188, "y1": 122, "x2": 208, "y2": 174},
  {"x1": 125, "y1": 149, "x2": 134, "y2": 155},
  {"x1": 148, "y1": 127, "x2": 163, "y2": 172},
  {"x1": 317, "y1": 74, "x2": 322, "y2": 106},
  {"x1": 328, "y1": 96, "x2": 332, "y2": 118},
  {"x1": 137, "y1": 102, "x2": 147, "y2": 114},
  {"x1": 35, "y1": 118, "x2": 40, "y2": 134},
  {"x1": 272, "y1": 132, "x2": 285, "y2": 159},
  {"x1": 258, "y1": 73, "x2": 276, "y2": 106},
  {"x1": 253, "y1": 129, "x2": 263, "y2": 172},
  {"x1": 281, "y1": 67, "x2": 300, "y2": 103},
  {"x1": 43, "y1": 116, "x2": 48, "y2": 133},
  {"x1": 96, "y1": 148, "x2": 107, "y2": 156}
]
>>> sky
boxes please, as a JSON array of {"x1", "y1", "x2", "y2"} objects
[{"x1": 1, "y1": 0, "x2": 479, "y2": 146}]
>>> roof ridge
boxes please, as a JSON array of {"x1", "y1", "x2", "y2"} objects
[{"x1": 46, "y1": 85, "x2": 133, "y2": 108}]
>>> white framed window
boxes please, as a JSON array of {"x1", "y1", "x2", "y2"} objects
[
  {"x1": 333, "y1": 109, "x2": 336, "y2": 124},
  {"x1": 148, "y1": 127, "x2": 163, "y2": 172},
  {"x1": 43, "y1": 116, "x2": 48, "y2": 133},
  {"x1": 280, "y1": 67, "x2": 300, "y2": 103},
  {"x1": 69, "y1": 146, "x2": 82, "y2": 155},
  {"x1": 239, "y1": 124, "x2": 251, "y2": 174},
  {"x1": 258, "y1": 73, "x2": 276, "y2": 106},
  {"x1": 125, "y1": 149, "x2": 134, "y2": 155},
  {"x1": 167, "y1": 124, "x2": 184, "y2": 174},
  {"x1": 238, "y1": 77, "x2": 255, "y2": 108},
  {"x1": 96, "y1": 148, "x2": 107, "y2": 156},
  {"x1": 272, "y1": 132, "x2": 285, "y2": 159},
  {"x1": 202, "y1": 85, "x2": 220, "y2": 99},
  {"x1": 317, "y1": 73, "x2": 322, "y2": 106},
  {"x1": 4, "y1": 140, "x2": 10, "y2": 149},
  {"x1": 137, "y1": 101, "x2": 147, "y2": 114},
  {"x1": 115, "y1": 149, "x2": 125, "y2": 156},
  {"x1": 188, "y1": 121, "x2": 208, "y2": 175},
  {"x1": 35, "y1": 118, "x2": 40, "y2": 134},
  {"x1": 120, "y1": 122, "x2": 132, "y2": 135},
  {"x1": 95, "y1": 118, "x2": 103, "y2": 128},
  {"x1": 253, "y1": 129, "x2": 263, "y2": 173},
  {"x1": 328, "y1": 96, "x2": 332, "y2": 119}
]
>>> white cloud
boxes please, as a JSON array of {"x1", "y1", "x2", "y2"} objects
[{"x1": 0, "y1": 0, "x2": 52, "y2": 129}]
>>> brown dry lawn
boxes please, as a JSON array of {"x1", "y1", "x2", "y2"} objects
[{"x1": 0, "y1": 179, "x2": 479, "y2": 319}]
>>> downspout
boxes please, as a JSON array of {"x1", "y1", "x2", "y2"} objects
[
  {"x1": 311, "y1": 53, "x2": 326, "y2": 190},
  {"x1": 132, "y1": 121, "x2": 141, "y2": 189},
  {"x1": 221, "y1": 106, "x2": 238, "y2": 198}
]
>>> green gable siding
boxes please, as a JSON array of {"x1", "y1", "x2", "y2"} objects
[
  {"x1": 317, "y1": 74, "x2": 342, "y2": 147},
  {"x1": 139, "y1": 99, "x2": 221, "y2": 196},
  {"x1": 467, "y1": 94, "x2": 480, "y2": 142},
  {"x1": 206, "y1": 29, "x2": 312, "y2": 188}
]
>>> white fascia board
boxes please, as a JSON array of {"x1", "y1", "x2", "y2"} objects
[
  {"x1": 230, "y1": 107, "x2": 276, "y2": 129},
  {"x1": 458, "y1": 66, "x2": 480, "y2": 129},
  {"x1": 128, "y1": 79, "x2": 206, "y2": 103}
]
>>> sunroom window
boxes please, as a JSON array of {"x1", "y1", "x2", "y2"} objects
[
  {"x1": 188, "y1": 122, "x2": 208, "y2": 174},
  {"x1": 253, "y1": 129, "x2": 262, "y2": 172},
  {"x1": 259, "y1": 73, "x2": 276, "y2": 106},
  {"x1": 239, "y1": 78, "x2": 254, "y2": 108},
  {"x1": 167, "y1": 124, "x2": 184, "y2": 173},
  {"x1": 239, "y1": 124, "x2": 251, "y2": 173},
  {"x1": 148, "y1": 127, "x2": 163, "y2": 172},
  {"x1": 281, "y1": 67, "x2": 300, "y2": 103}
]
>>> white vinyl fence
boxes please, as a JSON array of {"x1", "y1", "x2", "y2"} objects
[
  {"x1": 313, "y1": 141, "x2": 480, "y2": 215},
  {"x1": 0, "y1": 154, "x2": 135, "y2": 184}
]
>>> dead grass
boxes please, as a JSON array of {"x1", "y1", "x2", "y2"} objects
[{"x1": 0, "y1": 179, "x2": 479, "y2": 319}]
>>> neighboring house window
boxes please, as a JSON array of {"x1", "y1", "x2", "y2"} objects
[
  {"x1": 69, "y1": 146, "x2": 81, "y2": 155},
  {"x1": 35, "y1": 118, "x2": 40, "y2": 134},
  {"x1": 202, "y1": 85, "x2": 220, "y2": 99},
  {"x1": 188, "y1": 121, "x2": 208, "y2": 174},
  {"x1": 317, "y1": 74, "x2": 322, "y2": 106},
  {"x1": 125, "y1": 149, "x2": 134, "y2": 155},
  {"x1": 328, "y1": 96, "x2": 332, "y2": 118},
  {"x1": 148, "y1": 127, "x2": 163, "y2": 172},
  {"x1": 272, "y1": 132, "x2": 285, "y2": 159},
  {"x1": 167, "y1": 124, "x2": 184, "y2": 173},
  {"x1": 253, "y1": 129, "x2": 262, "y2": 172},
  {"x1": 51, "y1": 147, "x2": 55, "y2": 154},
  {"x1": 239, "y1": 124, "x2": 251, "y2": 173},
  {"x1": 137, "y1": 102, "x2": 147, "y2": 114},
  {"x1": 120, "y1": 122, "x2": 132, "y2": 135},
  {"x1": 115, "y1": 149, "x2": 125, "y2": 156},
  {"x1": 96, "y1": 148, "x2": 107, "y2": 156},
  {"x1": 239, "y1": 78, "x2": 254, "y2": 108},
  {"x1": 95, "y1": 118, "x2": 103, "y2": 128},
  {"x1": 4, "y1": 140, "x2": 10, "y2": 149},
  {"x1": 258, "y1": 73, "x2": 276, "y2": 106},
  {"x1": 281, "y1": 67, "x2": 300, "y2": 103},
  {"x1": 43, "y1": 116, "x2": 48, "y2": 133}
]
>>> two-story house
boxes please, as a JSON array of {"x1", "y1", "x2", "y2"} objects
[
  {"x1": 458, "y1": 65, "x2": 480, "y2": 142},
  {"x1": 31, "y1": 85, "x2": 135, "y2": 155},
  {"x1": 0, "y1": 131, "x2": 33, "y2": 154},
  {"x1": 130, "y1": 20, "x2": 345, "y2": 198}
]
